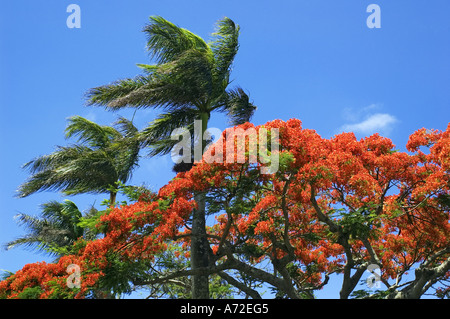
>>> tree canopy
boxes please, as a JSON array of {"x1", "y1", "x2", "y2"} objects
[{"x1": 2, "y1": 119, "x2": 449, "y2": 299}]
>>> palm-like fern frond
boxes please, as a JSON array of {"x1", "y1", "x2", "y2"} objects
[
  {"x1": 17, "y1": 116, "x2": 142, "y2": 199},
  {"x1": 223, "y1": 87, "x2": 257, "y2": 125},
  {"x1": 85, "y1": 16, "x2": 256, "y2": 163},
  {"x1": 85, "y1": 76, "x2": 151, "y2": 109},
  {"x1": 4, "y1": 200, "x2": 87, "y2": 257},
  {"x1": 209, "y1": 17, "x2": 240, "y2": 88},
  {"x1": 89, "y1": 49, "x2": 215, "y2": 111},
  {"x1": 112, "y1": 117, "x2": 142, "y2": 183},
  {"x1": 65, "y1": 116, "x2": 121, "y2": 148},
  {"x1": 18, "y1": 145, "x2": 97, "y2": 197},
  {"x1": 143, "y1": 16, "x2": 210, "y2": 64}
]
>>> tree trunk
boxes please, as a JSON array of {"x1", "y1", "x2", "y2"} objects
[
  {"x1": 190, "y1": 193, "x2": 210, "y2": 298},
  {"x1": 190, "y1": 112, "x2": 210, "y2": 299},
  {"x1": 110, "y1": 191, "x2": 117, "y2": 207}
]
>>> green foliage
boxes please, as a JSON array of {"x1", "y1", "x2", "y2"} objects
[
  {"x1": 4, "y1": 200, "x2": 97, "y2": 258},
  {"x1": 438, "y1": 193, "x2": 450, "y2": 209},
  {"x1": 98, "y1": 252, "x2": 151, "y2": 297},
  {"x1": 332, "y1": 205, "x2": 382, "y2": 239},
  {"x1": 17, "y1": 116, "x2": 142, "y2": 199},
  {"x1": 270, "y1": 286, "x2": 315, "y2": 299},
  {"x1": 350, "y1": 289, "x2": 390, "y2": 299},
  {"x1": 209, "y1": 275, "x2": 234, "y2": 299},
  {"x1": 17, "y1": 286, "x2": 43, "y2": 299},
  {"x1": 277, "y1": 151, "x2": 295, "y2": 173},
  {"x1": 86, "y1": 16, "x2": 256, "y2": 161},
  {"x1": 117, "y1": 244, "x2": 236, "y2": 299},
  {"x1": 241, "y1": 243, "x2": 265, "y2": 259}
]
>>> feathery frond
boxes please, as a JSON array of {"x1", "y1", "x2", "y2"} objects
[
  {"x1": 85, "y1": 76, "x2": 151, "y2": 109},
  {"x1": 85, "y1": 16, "x2": 256, "y2": 161},
  {"x1": 223, "y1": 87, "x2": 257, "y2": 125},
  {"x1": 210, "y1": 17, "x2": 240, "y2": 87},
  {"x1": 17, "y1": 117, "x2": 142, "y2": 199},
  {"x1": 65, "y1": 116, "x2": 121, "y2": 149},
  {"x1": 4, "y1": 200, "x2": 87, "y2": 257},
  {"x1": 143, "y1": 16, "x2": 209, "y2": 64}
]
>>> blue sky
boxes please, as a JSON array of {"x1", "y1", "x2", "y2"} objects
[{"x1": 0, "y1": 0, "x2": 449, "y2": 298}]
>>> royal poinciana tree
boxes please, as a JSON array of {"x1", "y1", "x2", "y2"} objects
[{"x1": 1, "y1": 119, "x2": 449, "y2": 299}]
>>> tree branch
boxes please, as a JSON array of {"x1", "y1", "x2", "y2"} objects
[
  {"x1": 310, "y1": 185, "x2": 340, "y2": 233},
  {"x1": 388, "y1": 247, "x2": 450, "y2": 299},
  {"x1": 218, "y1": 271, "x2": 262, "y2": 299},
  {"x1": 280, "y1": 176, "x2": 295, "y2": 257},
  {"x1": 133, "y1": 261, "x2": 234, "y2": 286}
]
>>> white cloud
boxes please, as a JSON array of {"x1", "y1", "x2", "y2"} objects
[
  {"x1": 340, "y1": 113, "x2": 398, "y2": 135},
  {"x1": 342, "y1": 104, "x2": 380, "y2": 123}
]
